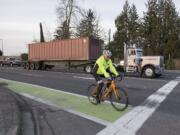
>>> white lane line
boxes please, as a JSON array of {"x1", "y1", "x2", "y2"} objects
[
  {"x1": 73, "y1": 76, "x2": 94, "y2": 80},
  {"x1": 21, "y1": 73, "x2": 43, "y2": 77},
  {"x1": 97, "y1": 76, "x2": 180, "y2": 135},
  {"x1": 73, "y1": 75, "x2": 168, "y2": 83},
  {"x1": 19, "y1": 93, "x2": 111, "y2": 126}
]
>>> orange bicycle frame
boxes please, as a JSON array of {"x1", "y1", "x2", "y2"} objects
[{"x1": 103, "y1": 80, "x2": 119, "y2": 99}]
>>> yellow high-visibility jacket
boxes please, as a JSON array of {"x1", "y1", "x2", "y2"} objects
[{"x1": 96, "y1": 55, "x2": 119, "y2": 78}]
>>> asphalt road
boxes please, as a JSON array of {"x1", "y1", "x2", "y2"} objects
[
  {"x1": 0, "y1": 67, "x2": 174, "y2": 106},
  {"x1": 0, "y1": 67, "x2": 180, "y2": 135}
]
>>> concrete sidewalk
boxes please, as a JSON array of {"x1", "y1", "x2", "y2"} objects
[{"x1": 0, "y1": 83, "x2": 21, "y2": 135}]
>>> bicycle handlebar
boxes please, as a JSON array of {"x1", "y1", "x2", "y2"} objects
[{"x1": 110, "y1": 72, "x2": 125, "y2": 81}]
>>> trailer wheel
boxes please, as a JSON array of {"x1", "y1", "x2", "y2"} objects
[
  {"x1": 34, "y1": 63, "x2": 40, "y2": 70},
  {"x1": 85, "y1": 65, "x2": 92, "y2": 73},
  {"x1": 30, "y1": 63, "x2": 35, "y2": 70},
  {"x1": 26, "y1": 63, "x2": 30, "y2": 70},
  {"x1": 41, "y1": 63, "x2": 47, "y2": 70},
  {"x1": 143, "y1": 66, "x2": 155, "y2": 78},
  {"x1": 22, "y1": 63, "x2": 26, "y2": 69}
]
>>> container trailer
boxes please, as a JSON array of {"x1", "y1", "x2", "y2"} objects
[{"x1": 23, "y1": 37, "x2": 103, "y2": 73}]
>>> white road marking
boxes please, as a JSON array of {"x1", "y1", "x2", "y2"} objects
[
  {"x1": 73, "y1": 75, "x2": 168, "y2": 83},
  {"x1": 21, "y1": 73, "x2": 43, "y2": 77},
  {"x1": 19, "y1": 93, "x2": 111, "y2": 126},
  {"x1": 97, "y1": 76, "x2": 180, "y2": 135},
  {"x1": 73, "y1": 76, "x2": 94, "y2": 80}
]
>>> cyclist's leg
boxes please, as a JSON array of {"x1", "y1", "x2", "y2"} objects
[{"x1": 92, "y1": 64, "x2": 104, "y2": 103}]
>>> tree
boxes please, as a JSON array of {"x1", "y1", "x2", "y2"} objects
[
  {"x1": 110, "y1": 0, "x2": 130, "y2": 59},
  {"x1": 142, "y1": 0, "x2": 159, "y2": 55},
  {"x1": 76, "y1": 9, "x2": 101, "y2": 38},
  {"x1": 129, "y1": 4, "x2": 141, "y2": 46},
  {"x1": 109, "y1": 0, "x2": 140, "y2": 59},
  {"x1": 54, "y1": 0, "x2": 82, "y2": 39},
  {"x1": 40, "y1": 22, "x2": 45, "y2": 42},
  {"x1": 21, "y1": 53, "x2": 28, "y2": 61},
  {"x1": 142, "y1": 0, "x2": 179, "y2": 57},
  {"x1": 159, "y1": 0, "x2": 179, "y2": 59}
]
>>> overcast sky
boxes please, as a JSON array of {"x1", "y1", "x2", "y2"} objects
[{"x1": 0, "y1": 0, "x2": 180, "y2": 56}]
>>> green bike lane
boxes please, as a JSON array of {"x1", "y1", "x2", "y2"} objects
[{"x1": 0, "y1": 78, "x2": 130, "y2": 123}]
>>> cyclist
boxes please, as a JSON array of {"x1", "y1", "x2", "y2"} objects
[{"x1": 92, "y1": 50, "x2": 119, "y2": 103}]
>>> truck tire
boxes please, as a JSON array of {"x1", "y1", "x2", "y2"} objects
[
  {"x1": 34, "y1": 63, "x2": 40, "y2": 70},
  {"x1": 30, "y1": 63, "x2": 35, "y2": 70},
  {"x1": 143, "y1": 66, "x2": 155, "y2": 78},
  {"x1": 85, "y1": 65, "x2": 92, "y2": 73},
  {"x1": 22, "y1": 63, "x2": 26, "y2": 69},
  {"x1": 41, "y1": 63, "x2": 47, "y2": 70},
  {"x1": 26, "y1": 63, "x2": 30, "y2": 70}
]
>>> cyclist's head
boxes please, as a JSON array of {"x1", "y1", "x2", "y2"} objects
[{"x1": 103, "y1": 50, "x2": 112, "y2": 61}]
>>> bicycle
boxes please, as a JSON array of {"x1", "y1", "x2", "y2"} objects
[{"x1": 87, "y1": 73, "x2": 128, "y2": 111}]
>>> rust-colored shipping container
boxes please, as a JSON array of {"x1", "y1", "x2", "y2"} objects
[
  {"x1": 28, "y1": 37, "x2": 102, "y2": 61},
  {"x1": 24, "y1": 37, "x2": 103, "y2": 73}
]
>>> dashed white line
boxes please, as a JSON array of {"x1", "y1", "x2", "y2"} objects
[
  {"x1": 97, "y1": 76, "x2": 180, "y2": 135},
  {"x1": 21, "y1": 73, "x2": 43, "y2": 77},
  {"x1": 73, "y1": 76, "x2": 94, "y2": 80},
  {"x1": 73, "y1": 75, "x2": 168, "y2": 83}
]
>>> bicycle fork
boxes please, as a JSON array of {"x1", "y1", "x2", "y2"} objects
[{"x1": 111, "y1": 80, "x2": 120, "y2": 99}]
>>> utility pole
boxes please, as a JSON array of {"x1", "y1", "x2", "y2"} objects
[{"x1": 108, "y1": 29, "x2": 111, "y2": 44}]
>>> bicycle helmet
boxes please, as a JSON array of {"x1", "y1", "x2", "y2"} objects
[{"x1": 103, "y1": 50, "x2": 112, "y2": 58}]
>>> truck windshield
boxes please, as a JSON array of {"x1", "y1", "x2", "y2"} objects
[{"x1": 136, "y1": 50, "x2": 143, "y2": 57}]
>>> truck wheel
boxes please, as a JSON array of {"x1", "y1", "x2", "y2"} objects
[
  {"x1": 41, "y1": 64, "x2": 47, "y2": 70},
  {"x1": 30, "y1": 63, "x2": 35, "y2": 70},
  {"x1": 143, "y1": 66, "x2": 155, "y2": 78},
  {"x1": 26, "y1": 63, "x2": 30, "y2": 70},
  {"x1": 85, "y1": 65, "x2": 92, "y2": 73},
  {"x1": 22, "y1": 63, "x2": 26, "y2": 69},
  {"x1": 34, "y1": 63, "x2": 40, "y2": 70}
]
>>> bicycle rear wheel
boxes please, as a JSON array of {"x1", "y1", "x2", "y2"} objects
[
  {"x1": 87, "y1": 84, "x2": 98, "y2": 105},
  {"x1": 110, "y1": 87, "x2": 128, "y2": 111}
]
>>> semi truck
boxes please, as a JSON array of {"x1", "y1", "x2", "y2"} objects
[
  {"x1": 22, "y1": 37, "x2": 103, "y2": 73},
  {"x1": 117, "y1": 44, "x2": 164, "y2": 78}
]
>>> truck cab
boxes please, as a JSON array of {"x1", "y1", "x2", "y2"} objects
[{"x1": 119, "y1": 45, "x2": 164, "y2": 78}]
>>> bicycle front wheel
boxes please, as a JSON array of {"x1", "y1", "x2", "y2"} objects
[{"x1": 110, "y1": 87, "x2": 128, "y2": 111}]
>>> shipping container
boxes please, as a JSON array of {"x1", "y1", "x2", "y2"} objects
[{"x1": 23, "y1": 37, "x2": 103, "y2": 73}]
